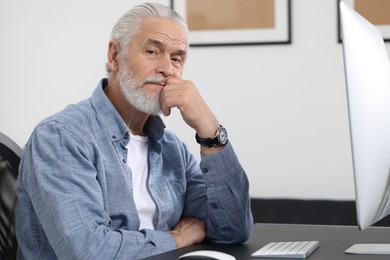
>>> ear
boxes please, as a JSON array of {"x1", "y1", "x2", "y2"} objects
[{"x1": 107, "y1": 41, "x2": 120, "y2": 72}]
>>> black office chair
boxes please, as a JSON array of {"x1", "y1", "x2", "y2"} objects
[{"x1": 0, "y1": 132, "x2": 23, "y2": 260}]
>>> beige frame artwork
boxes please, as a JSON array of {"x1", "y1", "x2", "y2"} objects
[
  {"x1": 170, "y1": 0, "x2": 291, "y2": 46},
  {"x1": 338, "y1": 0, "x2": 390, "y2": 41}
]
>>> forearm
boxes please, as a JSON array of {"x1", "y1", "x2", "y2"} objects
[
  {"x1": 199, "y1": 142, "x2": 253, "y2": 243},
  {"x1": 200, "y1": 145, "x2": 224, "y2": 156},
  {"x1": 168, "y1": 217, "x2": 206, "y2": 248}
]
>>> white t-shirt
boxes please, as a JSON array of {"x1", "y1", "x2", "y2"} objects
[{"x1": 126, "y1": 133, "x2": 156, "y2": 230}]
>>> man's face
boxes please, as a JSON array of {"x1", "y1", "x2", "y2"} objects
[{"x1": 118, "y1": 17, "x2": 188, "y2": 115}]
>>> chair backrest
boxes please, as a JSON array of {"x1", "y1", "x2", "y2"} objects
[{"x1": 0, "y1": 132, "x2": 23, "y2": 260}]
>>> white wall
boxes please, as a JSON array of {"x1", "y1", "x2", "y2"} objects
[{"x1": 1, "y1": 0, "x2": 389, "y2": 200}]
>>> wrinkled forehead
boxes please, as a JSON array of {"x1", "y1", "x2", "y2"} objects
[{"x1": 137, "y1": 17, "x2": 188, "y2": 50}]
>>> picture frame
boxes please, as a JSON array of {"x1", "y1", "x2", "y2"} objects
[
  {"x1": 170, "y1": 0, "x2": 291, "y2": 46},
  {"x1": 338, "y1": 0, "x2": 390, "y2": 42}
]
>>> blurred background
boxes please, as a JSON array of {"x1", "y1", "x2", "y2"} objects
[{"x1": 1, "y1": 0, "x2": 389, "y2": 200}]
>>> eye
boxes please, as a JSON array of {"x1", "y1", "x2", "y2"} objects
[
  {"x1": 171, "y1": 56, "x2": 184, "y2": 66},
  {"x1": 146, "y1": 49, "x2": 158, "y2": 56}
]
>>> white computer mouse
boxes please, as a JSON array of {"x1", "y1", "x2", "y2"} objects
[{"x1": 179, "y1": 250, "x2": 236, "y2": 260}]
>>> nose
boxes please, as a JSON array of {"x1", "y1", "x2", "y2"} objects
[{"x1": 157, "y1": 55, "x2": 174, "y2": 77}]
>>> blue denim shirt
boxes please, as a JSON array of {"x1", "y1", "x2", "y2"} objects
[{"x1": 16, "y1": 79, "x2": 253, "y2": 259}]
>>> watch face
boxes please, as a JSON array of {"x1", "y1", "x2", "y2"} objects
[{"x1": 218, "y1": 127, "x2": 228, "y2": 144}]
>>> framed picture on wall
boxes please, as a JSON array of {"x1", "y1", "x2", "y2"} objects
[
  {"x1": 338, "y1": 0, "x2": 390, "y2": 42},
  {"x1": 170, "y1": 0, "x2": 291, "y2": 46}
]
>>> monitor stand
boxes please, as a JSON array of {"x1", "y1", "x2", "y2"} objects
[{"x1": 345, "y1": 244, "x2": 390, "y2": 255}]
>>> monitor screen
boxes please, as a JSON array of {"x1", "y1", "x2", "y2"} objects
[{"x1": 340, "y1": 0, "x2": 390, "y2": 255}]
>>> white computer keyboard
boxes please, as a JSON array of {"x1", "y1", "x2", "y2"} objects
[{"x1": 251, "y1": 241, "x2": 320, "y2": 258}]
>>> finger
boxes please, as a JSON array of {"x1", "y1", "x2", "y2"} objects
[
  {"x1": 160, "y1": 85, "x2": 183, "y2": 116},
  {"x1": 162, "y1": 107, "x2": 171, "y2": 117},
  {"x1": 159, "y1": 90, "x2": 171, "y2": 116}
]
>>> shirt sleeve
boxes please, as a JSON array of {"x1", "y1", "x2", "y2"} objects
[
  {"x1": 17, "y1": 122, "x2": 176, "y2": 259},
  {"x1": 182, "y1": 142, "x2": 254, "y2": 244}
]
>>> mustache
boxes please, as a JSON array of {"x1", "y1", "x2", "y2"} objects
[{"x1": 143, "y1": 76, "x2": 169, "y2": 86}]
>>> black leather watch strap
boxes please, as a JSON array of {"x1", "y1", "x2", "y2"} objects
[{"x1": 195, "y1": 125, "x2": 228, "y2": 147}]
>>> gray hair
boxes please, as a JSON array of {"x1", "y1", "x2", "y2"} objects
[{"x1": 105, "y1": 2, "x2": 189, "y2": 73}]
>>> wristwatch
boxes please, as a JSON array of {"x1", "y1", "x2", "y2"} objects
[{"x1": 195, "y1": 125, "x2": 228, "y2": 147}]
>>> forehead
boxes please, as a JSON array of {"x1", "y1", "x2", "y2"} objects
[{"x1": 134, "y1": 17, "x2": 188, "y2": 50}]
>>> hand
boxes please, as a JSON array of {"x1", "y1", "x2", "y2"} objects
[
  {"x1": 160, "y1": 78, "x2": 219, "y2": 138},
  {"x1": 168, "y1": 217, "x2": 206, "y2": 248}
]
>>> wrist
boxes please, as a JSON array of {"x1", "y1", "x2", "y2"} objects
[
  {"x1": 194, "y1": 119, "x2": 220, "y2": 139},
  {"x1": 169, "y1": 230, "x2": 183, "y2": 248},
  {"x1": 196, "y1": 126, "x2": 219, "y2": 139},
  {"x1": 196, "y1": 125, "x2": 228, "y2": 148}
]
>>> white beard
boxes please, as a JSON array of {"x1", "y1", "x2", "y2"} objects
[{"x1": 117, "y1": 62, "x2": 167, "y2": 115}]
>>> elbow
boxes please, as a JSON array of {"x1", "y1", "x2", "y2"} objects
[
  {"x1": 232, "y1": 216, "x2": 254, "y2": 244},
  {"x1": 207, "y1": 213, "x2": 254, "y2": 244}
]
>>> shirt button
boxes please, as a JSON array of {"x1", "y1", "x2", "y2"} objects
[
  {"x1": 122, "y1": 158, "x2": 126, "y2": 163},
  {"x1": 202, "y1": 168, "x2": 209, "y2": 173},
  {"x1": 112, "y1": 135, "x2": 116, "y2": 139},
  {"x1": 211, "y1": 203, "x2": 218, "y2": 209},
  {"x1": 124, "y1": 132, "x2": 129, "y2": 140}
]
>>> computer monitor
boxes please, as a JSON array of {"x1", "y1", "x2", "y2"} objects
[{"x1": 339, "y1": 1, "x2": 390, "y2": 255}]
